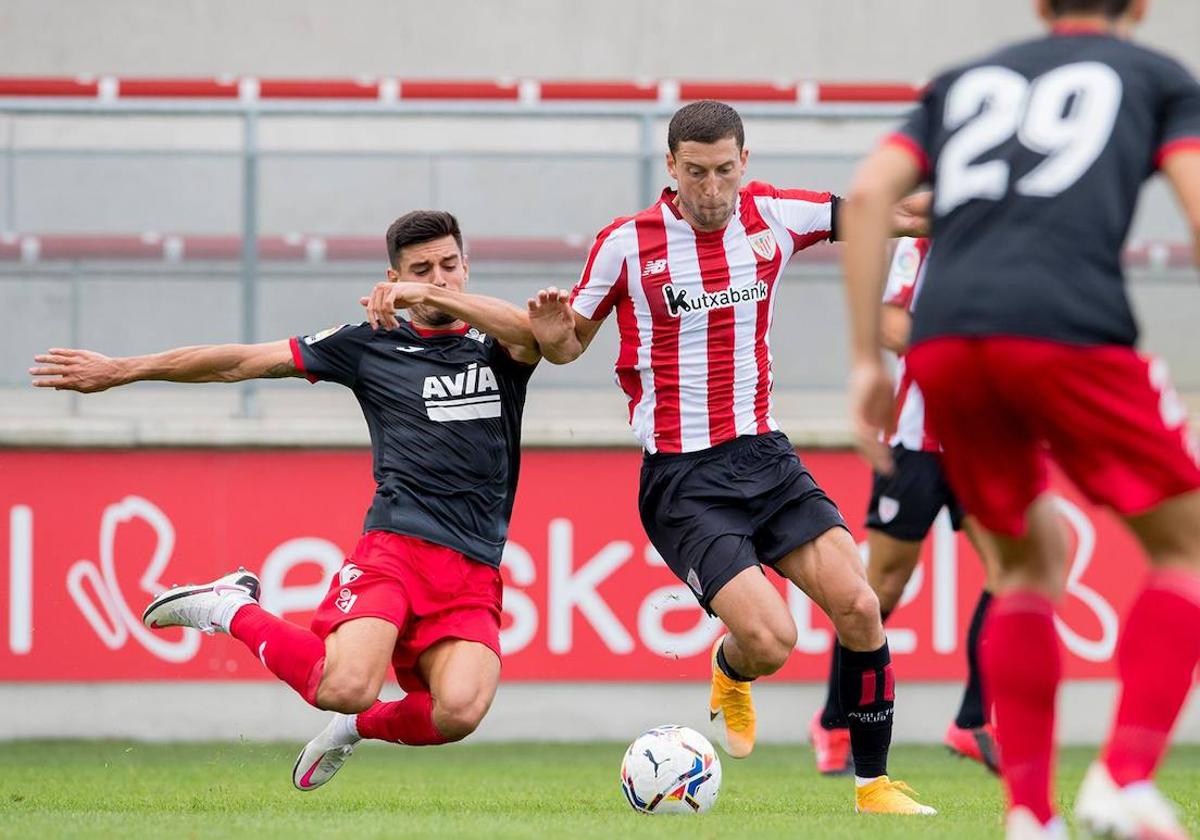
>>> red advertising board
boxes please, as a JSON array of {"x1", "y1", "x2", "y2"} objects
[{"x1": 0, "y1": 449, "x2": 1144, "y2": 682}]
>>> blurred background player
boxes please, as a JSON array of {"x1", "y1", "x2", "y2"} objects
[
  {"x1": 842, "y1": 0, "x2": 1200, "y2": 837},
  {"x1": 527, "y1": 100, "x2": 937, "y2": 815},
  {"x1": 811, "y1": 237, "x2": 1000, "y2": 776},
  {"x1": 30, "y1": 210, "x2": 541, "y2": 791}
]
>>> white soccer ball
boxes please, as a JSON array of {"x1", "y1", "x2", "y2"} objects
[{"x1": 619, "y1": 725, "x2": 722, "y2": 814}]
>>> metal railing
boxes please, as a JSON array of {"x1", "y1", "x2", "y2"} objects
[{"x1": 1, "y1": 91, "x2": 1195, "y2": 420}]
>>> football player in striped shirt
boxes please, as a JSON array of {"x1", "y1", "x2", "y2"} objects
[{"x1": 529, "y1": 100, "x2": 937, "y2": 815}]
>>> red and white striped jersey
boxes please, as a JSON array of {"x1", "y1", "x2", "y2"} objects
[
  {"x1": 883, "y1": 237, "x2": 939, "y2": 453},
  {"x1": 570, "y1": 182, "x2": 835, "y2": 454}
]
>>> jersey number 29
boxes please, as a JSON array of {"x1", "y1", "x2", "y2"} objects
[{"x1": 935, "y1": 61, "x2": 1123, "y2": 215}]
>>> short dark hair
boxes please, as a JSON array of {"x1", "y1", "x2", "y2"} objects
[
  {"x1": 385, "y1": 210, "x2": 463, "y2": 268},
  {"x1": 1047, "y1": 0, "x2": 1132, "y2": 17},
  {"x1": 667, "y1": 100, "x2": 745, "y2": 154}
]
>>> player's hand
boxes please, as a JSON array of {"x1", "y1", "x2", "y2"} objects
[
  {"x1": 526, "y1": 287, "x2": 573, "y2": 338},
  {"x1": 29, "y1": 348, "x2": 124, "y2": 393},
  {"x1": 849, "y1": 359, "x2": 897, "y2": 475},
  {"x1": 360, "y1": 281, "x2": 428, "y2": 330}
]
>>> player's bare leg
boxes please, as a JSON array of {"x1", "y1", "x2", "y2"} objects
[
  {"x1": 295, "y1": 635, "x2": 500, "y2": 791},
  {"x1": 777, "y1": 526, "x2": 935, "y2": 815},
  {"x1": 866, "y1": 531, "x2": 923, "y2": 615},
  {"x1": 982, "y1": 494, "x2": 1069, "y2": 834},
  {"x1": 415, "y1": 639, "x2": 502, "y2": 741},
  {"x1": 292, "y1": 617, "x2": 399, "y2": 790},
  {"x1": 315, "y1": 618, "x2": 401, "y2": 712},
  {"x1": 707, "y1": 565, "x2": 797, "y2": 758},
  {"x1": 1076, "y1": 490, "x2": 1200, "y2": 840}
]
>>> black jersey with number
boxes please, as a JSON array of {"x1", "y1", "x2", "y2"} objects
[
  {"x1": 894, "y1": 28, "x2": 1200, "y2": 347},
  {"x1": 290, "y1": 320, "x2": 534, "y2": 568}
]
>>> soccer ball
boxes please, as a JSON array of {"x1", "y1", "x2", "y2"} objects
[{"x1": 619, "y1": 725, "x2": 722, "y2": 814}]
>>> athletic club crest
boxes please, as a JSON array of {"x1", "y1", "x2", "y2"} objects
[{"x1": 748, "y1": 230, "x2": 778, "y2": 260}]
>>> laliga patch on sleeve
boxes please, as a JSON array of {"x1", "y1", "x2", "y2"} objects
[
  {"x1": 305, "y1": 324, "x2": 350, "y2": 345},
  {"x1": 893, "y1": 244, "x2": 920, "y2": 285}
]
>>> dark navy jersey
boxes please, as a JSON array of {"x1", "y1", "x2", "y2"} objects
[
  {"x1": 893, "y1": 29, "x2": 1200, "y2": 347},
  {"x1": 289, "y1": 320, "x2": 534, "y2": 568}
]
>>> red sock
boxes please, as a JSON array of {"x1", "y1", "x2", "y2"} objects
[
  {"x1": 1103, "y1": 568, "x2": 1200, "y2": 786},
  {"x1": 229, "y1": 604, "x2": 326, "y2": 706},
  {"x1": 355, "y1": 692, "x2": 449, "y2": 745},
  {"x1": 983, "y1": 591, "x2": 1061, "y2": 825}
]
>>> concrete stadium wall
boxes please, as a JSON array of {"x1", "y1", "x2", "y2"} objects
[
  {"x1": 2, "y1": 0, "x2": 1197, "y2": 78},
  {"x1": 5, "y1": 681, "x2": 1200, "y2": 746}
]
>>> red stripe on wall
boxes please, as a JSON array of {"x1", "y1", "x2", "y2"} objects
[
  {"x1": 679, "y1": 82, "x2": 797, "y2": 102},
  {"x1": 540, "y1": 81, "x2": 657, "y2": 101},
  {"x1": 119, "y1": 78, "x2": 239, "y2": 98},
  {"x1": 259, "y1": 79, "x2": 378, "y2": 99},
  {"x1": 399, "y1": 80, "x2": 518, "y2": 100}
]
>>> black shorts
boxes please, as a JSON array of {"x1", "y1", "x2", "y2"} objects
[
  {"x1": 638, "y1": 431, "x2": 848, "y2": 614},
  {"x1": 865, "y1": 445, "x2": 965, "y2": 541}
]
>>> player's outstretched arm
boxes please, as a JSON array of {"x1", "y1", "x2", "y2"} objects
[
  {"x1": 526, "y1": 287, "x2": 602, "y2": 365},
  {"x1": 842, "y1": 144, "x2": 924, "y2": 474},
  {"x1": 361, "y1": 282, "x2": 541, "y2": 365},
  {"x1": 1162, "y1": 151, "x2": 1200, "y2": 267},
  {"x1": 29, "y1": 340, "x2": 298, "y2": 393}
]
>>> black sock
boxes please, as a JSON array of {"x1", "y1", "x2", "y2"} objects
[
  {"x1": 954, "y1": 590, "x2": 994, "y2": 729},
  {"x1": 819, "y1": 643, "x2": 845, "y2": 729},
  {"x1": 838, "y1": 641, "x2": 894, "y2": 779},
  {"x1": 716, "y1": 639, "x2": 754, "y2": 683},
  {"x1": 821, "y1": 608, "x2": 893, "y2": 730}
]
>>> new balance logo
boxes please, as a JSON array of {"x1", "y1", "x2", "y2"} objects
[
  {"x1": 642, "y1": 259, "x2": 668, "y2": 277},
  {"x1": 422, "y1": 363, "x2": 501, "y2": 422},
  {"x1": 662, "y1": 281, "x2": 769, "y2": 317}
]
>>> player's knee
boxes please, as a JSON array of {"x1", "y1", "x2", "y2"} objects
[
  {"x1": 433, "y1": 692, "x2": 490, "y2": 742},
  {"x1": 316, "y1": 672, "x2": 379, "y2": 714},
  {"x1": 830, "y1": 586, "x2": 882, "y2": 647},
  {"x1": 873, "y1": 577, "x2": 907, "y2": 615},
  {"x1": 737, "y1": 624, "x2": 794, "y2": 675}
]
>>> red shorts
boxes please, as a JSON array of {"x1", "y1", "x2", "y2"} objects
[
  {"x1": 906, "y1": 337, "x2": 1200, "y2": 536},
  {"x1": 309, "y1": 530, "x2": 503, "y2": 692}
]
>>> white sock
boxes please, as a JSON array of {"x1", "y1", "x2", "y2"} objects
[
  {"x1": 213, "y1": 593, "x2": 253, "y2": 633},
  {"x1": 335, "y1": 713, "x2": 361, "y2": 744},
  {"x1": 855, "y1": 775, "x2": 884, "y2": 788}
]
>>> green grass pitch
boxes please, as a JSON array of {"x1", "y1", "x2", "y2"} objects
[{"x1": 1, "y1": 741, "x2": 1198, "y2": 839}]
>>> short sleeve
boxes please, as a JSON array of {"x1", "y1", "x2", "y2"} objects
[
  {"x1": 882, "y1": 237, "x2": 929, "y2": 310},
  {"x1": 743, "y1": 181, "x2": 836, "y2": 250},
  {"x1": 290, "y1": 322, "x2": 372, "y2": 387},
  {"x1": 569, "y1": 220, "x2": 632, "y2": 322},
  {"x1": 1154, "y1": 59, "x2": 1200, "y2": 169},
  {"x1": 883, "y1": 81, "x2": 940, "y2": 179}
]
